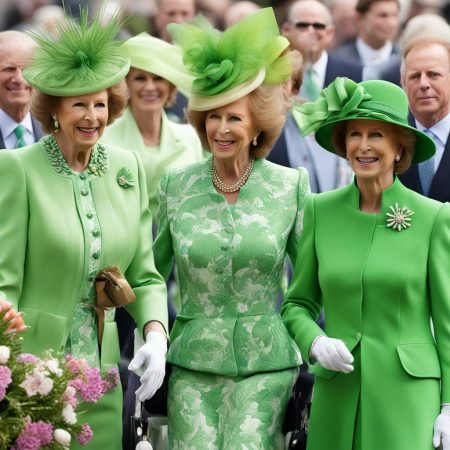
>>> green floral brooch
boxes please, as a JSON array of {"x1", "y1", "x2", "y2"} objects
[
  {"x1": 386, "y1": 203, "x2": 414, "y2": 231},
  {"x1": 117, "y1": 167, "x2": 135, "y2": 189}
]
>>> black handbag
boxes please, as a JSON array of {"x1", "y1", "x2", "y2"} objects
[{"x1": 283, "y1": 368, "x2": 314, "y2": 450}]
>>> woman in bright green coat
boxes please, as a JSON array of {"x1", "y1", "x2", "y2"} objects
[
  {"x1": 0, "y1": 10, "x2": 168, "y2": 449},
  {"x1": 282, "y1": 78, "x2": 450, "y2": 450},
  {"x1": 101, "y1": 33, "x2": 204, "y2": 218}
]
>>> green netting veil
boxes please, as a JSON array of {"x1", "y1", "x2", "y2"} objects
[
  {"x1": 168, "y1": 8, "x2": 291, "y2": 111},
  {"x1": 23, "y1": 6, "x2": 130, "y2": 96}
]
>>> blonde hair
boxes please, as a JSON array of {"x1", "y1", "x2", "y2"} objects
[{"x1": 187, "y1": 83, "x2": 287, "y2": 158}]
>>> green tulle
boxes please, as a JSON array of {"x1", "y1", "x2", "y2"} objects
[
  {"x1": 168, "y1": 8, "x2": 291, "y2": 97},
  {"x1": 23, "y1": 5, "x2": 129, "y2": 95}
]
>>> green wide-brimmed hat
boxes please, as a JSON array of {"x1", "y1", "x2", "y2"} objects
[
  {"x1": 168, "y1": 7, "x2": 291, "y2": 111},
  {"x1": 23, "y1": 6, "x2": 130, "y2": 96},
  {"x1": 121, "y1": 33, "x2": 194, "y2": 97},
  {"x1": 295, "y1": 77, "x2": 435, "y2": 164}
]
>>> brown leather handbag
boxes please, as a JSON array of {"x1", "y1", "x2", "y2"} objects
[{"x1": 95, "y1": 266, "x2": 136, "y2": 343}]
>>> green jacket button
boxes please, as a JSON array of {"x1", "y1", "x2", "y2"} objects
[
  {"x1": 86, "y1": 212, "x2": 93, "y2": 219},
  {"x1": 81, "y1": 189, "x2": 88, "y2": 196},
  {"x1": 93, "y1": 229, "x2": 100, "y2": 237},
  {"x1": 93, "y1": 251, "x2": 100, "y2": 259}
]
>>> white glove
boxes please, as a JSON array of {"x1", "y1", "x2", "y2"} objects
[
  {"x1": 433, "y1": 405, "x2": 450, "y2": 449},
  {"x1": 128, "y1": 330, "x2": 167, "y2": 402},
  {"x1": 310, "y1": 335, "x2": 354, "y2": 373}
]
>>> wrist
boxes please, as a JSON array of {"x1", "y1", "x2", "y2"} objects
[{"x1": 145, "y1": 330, "x2": 168, "y2": 351}]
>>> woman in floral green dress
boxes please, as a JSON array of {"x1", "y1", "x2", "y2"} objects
[{"x1": 153, "y1": 8, "x2": 310, "y2": 449}]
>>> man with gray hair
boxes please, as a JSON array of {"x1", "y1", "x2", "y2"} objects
[
  {"x1": 0, "y1": 31, "x2": 44, "y2": 149},
  {"x1": 400, "y1": 37, "x2": 450, "y2": 202}
]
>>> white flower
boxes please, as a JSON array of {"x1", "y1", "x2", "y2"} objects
[
  {"x1": 0, "y1": 346, "x2": 10, "y2": 364},
  {"x1": 44, "y1": 358, "x2": 63, "y2": 377},
  {"x1": 54, "y1": 428, "x2": 71, "y2": 446},
  {"x1": 20, "y1": 370, "x2": 53, "y2": 396},
  {"x1": 62, "y1": 403, "x2": 77, "y2": 424}
]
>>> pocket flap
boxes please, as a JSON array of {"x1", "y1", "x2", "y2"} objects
[{"x1": 397, "y1": 343, "x2": 441, "y2": 378}]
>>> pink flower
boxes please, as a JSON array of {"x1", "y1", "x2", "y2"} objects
[
  {"x1": 76, "y1": 423, "x2": 93, "y2": 445},
  {"x1": 62, "y1": 385, "x2": 78, "y2": 407},
  {"x1": 102, "y1": 367, "x2": 119, "y2": 393},
  {"x1": 0, "y1": 365, "x2": 12, "y2": 400},
  {"x1": 14, "y1": 420, "x2": 53, "y2": 450},
  {"x1": 17, "y1": 353, "x2": 38, "y2": 364},
  {"x1": 65, "y1": 354, "x2": 89, "y2": 375},
  {"x1": 78, "y1": 367, "x2": 104, "y2": 402}
]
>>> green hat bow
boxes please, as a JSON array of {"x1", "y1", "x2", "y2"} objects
[
  {"x1": 168, "y1": 8, "x2": 291, "y2": 110},
  {"x1": 294, "y1": 77, "x2": 436, "y2": 164}
]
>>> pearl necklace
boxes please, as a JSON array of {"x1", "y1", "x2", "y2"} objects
[{"x1": 211, "y1": 158, "x2": 254, "y2": 193}]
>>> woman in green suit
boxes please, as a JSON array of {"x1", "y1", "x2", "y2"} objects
[
  {"x1": 101, "y1": 32, "x2": 204, "y2": 218},
  {"x1": 153, "y1": 8, "x2": 310, "y2": 449},
  {"x1": 282, "y1": 77, "x2": 450, "y2": 450},
  {"x1": 0, "y1": 10, "x2": 168, "y2": 449}
]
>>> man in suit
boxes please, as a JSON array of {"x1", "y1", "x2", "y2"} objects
[
  {"x1": 400, "y1": 38, "x2": 450, "y2": 202},
  {"x1": 276, "y1": 0, "x2": 358, "y2": 192},
  {"x1": 333, "y1": 0, "x2": 400, "y2": 79},
  {"x1": 0, "y1": 31, "x2": 44, "y2": 149}
]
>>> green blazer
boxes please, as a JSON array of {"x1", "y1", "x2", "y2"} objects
[
  {"x1": 101, "y1": 108, "x2": 204, "y2": 217},
  {"x1": 282, "y1": 177, "x2": 450, "y2": 450},
  {"x1": 154, "y1": 157, "x2": 310, "y2": 376},
  {"x1": 0, "y1": 140, "x2": 168, "y2": 372}
]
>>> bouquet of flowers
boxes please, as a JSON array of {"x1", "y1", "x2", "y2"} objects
[{"x1": 0, "y1": 300, "x2": 119, "y2": 449}]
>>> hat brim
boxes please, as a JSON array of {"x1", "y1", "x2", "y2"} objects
[
  {"x1": 315, "y1": 116, "x2": 436, "y2": 165},
  {"x1": 26, "y1": 60, "x2": 131, "y2": 97}
]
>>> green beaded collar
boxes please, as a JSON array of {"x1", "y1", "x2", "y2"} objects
[{"x1": 42, "y1": 135, "x2": 109, "y2": 176}]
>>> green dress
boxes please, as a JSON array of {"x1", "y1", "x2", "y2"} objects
[
  {"x1": 154, "y1": 157, "x2": 310, "y2": 448},
  {"x1": 0, "y1": 136, "x2": 168, "y2": 449},
  {"x1": 282, "y1": 178, "x2": 450, "y2": 450}
]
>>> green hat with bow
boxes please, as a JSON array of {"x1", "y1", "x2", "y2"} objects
[
  {"x1": 295, "y1": 77, "x2": 435, "y2": 164},
  {"x1": 23, "y1": 6, "x2": 130, "y2": 96},
  {"x1": 168, "y1": 7, "x2": 292, "y2": 111}
]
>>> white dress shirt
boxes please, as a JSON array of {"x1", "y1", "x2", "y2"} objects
[{"x1": 0, "y1": 109, "x2": 35, "y2": 149}]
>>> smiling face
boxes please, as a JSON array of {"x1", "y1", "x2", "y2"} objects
[
  {"x1": 53, "y1": 91, "x2": 109, "y2": 154},
  {"x1": 126, "y1": 68, "x2": 171, "y2": 115},
  {"x1": 205, "y1": 96, "x2": 258, "y2": 163},
  {"x1": 402, "y1": 43, "x2": 450, "y2": 128},
  {"x1": 345, "y1": 119, "x2": 402, "y2": 186}
]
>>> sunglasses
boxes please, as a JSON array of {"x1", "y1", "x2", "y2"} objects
[{"x1": 293, "y1": 21, "x2": 327, "y2": 30}]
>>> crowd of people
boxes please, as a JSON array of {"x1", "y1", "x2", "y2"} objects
[{"x1": 0, "y1": 0, "x2": 450, "y2": 449}]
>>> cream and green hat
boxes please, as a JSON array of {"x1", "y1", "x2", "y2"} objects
[
  {"x1": 122, "y1": 32, "x2": 194, "y2": 97},
  {"x1": 168, "y1": 7, "x2": 291, "y2": 111},
  {"x1": 295, "y1": 77, "x2": 436, "y2": 164},
  {"x1": 23, "y1": 6, "x2": 130, "y2": 96}
]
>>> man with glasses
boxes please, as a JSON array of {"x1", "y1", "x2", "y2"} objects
[{"x1": 279, "y1": 0, "x2": 360, "y2": 193}]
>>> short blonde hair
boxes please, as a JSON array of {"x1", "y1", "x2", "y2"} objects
[
  {"x1": 187, "y1": 83, "x2": 287, "y2": 158},
  {"x1": 31, "y1": 81, "x2": 129, "y2": 134},
  {"x1": 332, "y1": 120, "x2": 416, "y2": 174}
]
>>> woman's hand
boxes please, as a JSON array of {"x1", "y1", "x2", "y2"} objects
[
  {"x1": 433, "y1": 405, "x2": 450, "y2": 449},
  {"x1": 310, "y1": 335, "x2": 354, "y2": 372},
  {"x1": 128, "y1": 324, "x2": 167, "y2": 402},
  {"x1": 0, "y1": 299, "x2": 26, "y2": 333}
]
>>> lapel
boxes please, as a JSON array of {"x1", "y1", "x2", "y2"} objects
[
  {"x1": 0, "y1": 129, "x2": 5, "y2": 150},
  {"x1": 31, "y1": 115, "x2": 45, "y2": 141},
  {"x1": 159, "y1": 111, "x2": 187, "y2": 165},
  {"x1": 429, "y1": 134, "x2": 450, "y2": 202},
  {"x1": 268, "y1": 125, "x2": 290, "y2": 167}
]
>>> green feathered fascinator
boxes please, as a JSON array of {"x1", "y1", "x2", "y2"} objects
[
  {"x1": 168, "y1": 7, "x2": 291, "y2": 111},
  {"x1": 23, "y1": 5, "x2": 130, "y2": 96}
]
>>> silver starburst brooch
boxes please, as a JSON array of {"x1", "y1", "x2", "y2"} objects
[
  {"x1": 386, "y1": 203, "x2": 414, "y2": 231},
  {"x1": 117, "y1": 167, "x2": 135, "y2": 189}
]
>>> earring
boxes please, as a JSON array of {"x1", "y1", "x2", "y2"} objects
[
  {"x1": 52, "y1": 116, "x2": 59, "y2": 133},
  {"x1": 395, "y1": 155, "x2": 400, "y2": 162},
  {"x1": 252, "y1": 136, "x2": 257, "y2": 146}
]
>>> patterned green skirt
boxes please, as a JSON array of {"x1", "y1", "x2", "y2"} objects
[{"x1": 168, "y1": 366, "x2": 298, "y2": 449}]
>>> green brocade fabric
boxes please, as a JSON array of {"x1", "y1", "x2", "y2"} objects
[
  {"x1": 155, "y1": 157, "x2": 310, "y2": 376},
  {"x1": 42, "y1": 136, "x2": 113, "y2": 368}
]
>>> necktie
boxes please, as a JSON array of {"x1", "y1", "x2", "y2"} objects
[
  {"x1": 14, "y1": 124, "x2": 26, "y2": 148},
  {"x1": 419, "y1": 129, "x2": 435, "y2": 197},
  {"x1": 302, "y1": 67, "x2": 321, "y2": 101}
]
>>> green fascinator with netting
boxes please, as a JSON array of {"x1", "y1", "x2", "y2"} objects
[
  {"x1": 23, "y1": 6, "x2": 130, "y2": 96},
  {"x1": 168, "y1": 7, "x2": 291, "y2": 111}
]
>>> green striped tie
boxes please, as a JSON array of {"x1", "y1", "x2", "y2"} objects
[{"x1": 14, "y1": 124, "x2": 26, "y2": 148}]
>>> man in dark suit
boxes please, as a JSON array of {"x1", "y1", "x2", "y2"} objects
[
  {"x1": 0, "y1": 31, "x2": 44, "y2": 149},
  {"x1": 400, "y1": 38, "x2": 450, "y2": 202},
  {"x1": 276, "y1": 0, "x2": 359, "y2": 192},
  {"x1": 333, "y1": 0, "x2": 400, "y2": 79}
]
